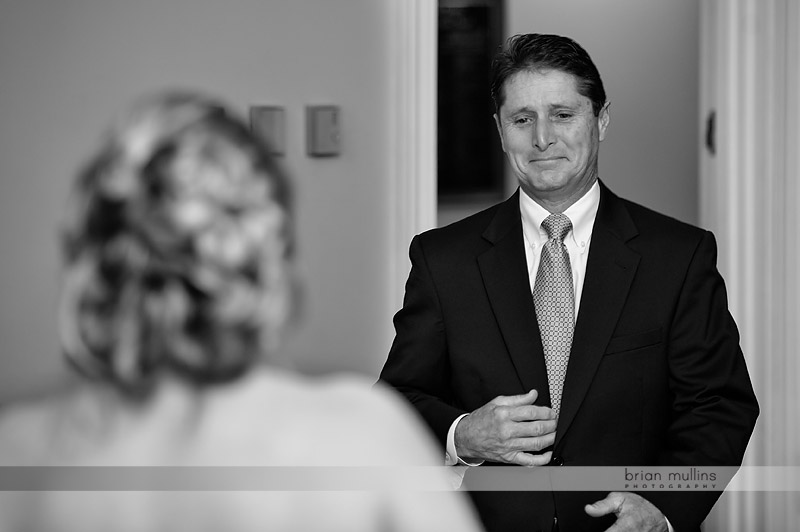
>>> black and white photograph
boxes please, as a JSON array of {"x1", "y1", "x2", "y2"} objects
[{"x1": 0, "y1": 1, "x2": 797, "y2": 531}]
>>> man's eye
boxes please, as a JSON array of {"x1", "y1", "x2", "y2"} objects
[
  {"x1": 514, "y1": 117, "x2": 532, "y2": 125},
  {"x1": 555, "y1": 113, "x2": 573, "y2": 120}
]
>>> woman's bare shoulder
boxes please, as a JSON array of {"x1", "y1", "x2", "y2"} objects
[{"x1": 232, "y1": 369, "x2": 442, "y2": 466}]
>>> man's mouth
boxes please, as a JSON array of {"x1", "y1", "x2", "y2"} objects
[{"x1": 531, "y1": 157, "x2": 565, "y2": 163}]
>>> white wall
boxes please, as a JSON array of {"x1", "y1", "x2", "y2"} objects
[
  {"x1": 0, "y1": 0, "x2": 397, "y2": 400},
  {"x1": 440, "y1": 0, "x2": 700, "y2": 226},
  {"x1": 0, "y1": 0, "x2": 701, "y2": 401}
]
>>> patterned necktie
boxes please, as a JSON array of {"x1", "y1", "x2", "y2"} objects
[{"x1": 532, "y1": 213, "x2": 575, "y2": 417}]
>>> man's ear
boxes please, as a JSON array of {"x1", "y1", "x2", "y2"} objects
[
  {"x1": 598, "y1": 102, "x2": 610, "y2": 141},
  {"x1": 493, "y1": 113, "x2": 506, "y2": 152}
]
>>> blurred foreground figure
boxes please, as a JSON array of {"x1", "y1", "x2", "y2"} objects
[{"x1": 0, "y1": 92, "x2": 483, "y2": 532}]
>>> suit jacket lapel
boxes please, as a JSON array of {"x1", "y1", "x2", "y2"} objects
[
  {"x1": 477, "y1": 190, "x2": 551, "y2": 403},
  {"x1": 555, "y1": 181, "x2": 641, "y2": 447}
]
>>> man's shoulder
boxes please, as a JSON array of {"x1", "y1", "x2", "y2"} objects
[
  {"x1": 622, "y1": 200, "x2": 706, "y2": 240},
  {"x1": 610, "y1": 190, "x2": 707, "y2": 243},
  {"x1": 417, "y1": 199, "x2": 510, "y2": 249}
]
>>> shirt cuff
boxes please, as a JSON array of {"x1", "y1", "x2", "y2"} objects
[{"x1": 445, "y1": 413, "x2": 484, "y2": 466}]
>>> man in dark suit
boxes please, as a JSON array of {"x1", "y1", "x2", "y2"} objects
[{"x1": 379, "y1": 33, "x2": 758, "y2": 532}]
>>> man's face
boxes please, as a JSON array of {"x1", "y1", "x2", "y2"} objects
[{"x1": 494, "y1": 68, "x2": 609, "y2": 209}]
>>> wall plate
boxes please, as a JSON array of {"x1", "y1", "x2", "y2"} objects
[
  {"x1": 306, "y1": 105, "x2": 340, "y2": 157},
  {"x1": 249, "y1": 105, "x2": 286, "y2": 156}
]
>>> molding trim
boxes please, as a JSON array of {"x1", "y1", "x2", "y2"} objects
[
  {"x1": 701, "y1": 0, "x2": 799, "y2": 529},
  {"x1": 387, "y1": 0, "x2": 438, "y2": 313}
]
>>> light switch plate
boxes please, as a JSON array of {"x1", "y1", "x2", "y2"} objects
[
  {"x1": 306, "y1": 105, "x2": 340, "y2": 157},
  {"x1": 249, "y1": 105, "x2": 285, "y2": 156}
]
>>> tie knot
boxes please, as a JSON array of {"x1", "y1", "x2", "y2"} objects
[{"x1": 541, "y1": 213, "x2": 572, "y2": 242}]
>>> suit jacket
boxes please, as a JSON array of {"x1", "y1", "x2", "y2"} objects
[{"x1": 380, "y1": 181, "x2": 758, "y2": 532}]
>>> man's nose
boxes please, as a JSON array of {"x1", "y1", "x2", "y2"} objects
[{"x1": 533, "y1": 119, "x2": 555, "y2": 150}]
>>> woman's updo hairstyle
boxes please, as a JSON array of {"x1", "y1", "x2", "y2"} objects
[{"x1": 59, "y1": 92, "x2": 294, "y2": 393}]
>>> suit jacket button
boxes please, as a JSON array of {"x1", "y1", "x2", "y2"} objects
[{"x1": 550, "y1": 455, "x2": 564, "y2": 466}]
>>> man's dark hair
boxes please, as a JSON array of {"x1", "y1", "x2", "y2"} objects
[{"x1": 490, "y1": 33, "x2": 607, "y2": 116}]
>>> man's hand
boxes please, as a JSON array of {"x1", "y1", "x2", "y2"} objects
[
  {"x1": 585, "y1": 492, "x2": 668, "y2": 532},
  {"x1": 454, "y1": 389, "x2": 556, "y2": 466}
]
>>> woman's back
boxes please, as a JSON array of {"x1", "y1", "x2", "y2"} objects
[
  {"x1": 0, "y1": 369, "x2": 481, "y2": 531},
  {"x1": 0, "y1": 92, "x2": 484, "y2": 532}
]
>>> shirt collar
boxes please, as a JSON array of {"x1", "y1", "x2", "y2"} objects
[{"x1": 519, "y1": 180, "x2": 600, "y2": 252}]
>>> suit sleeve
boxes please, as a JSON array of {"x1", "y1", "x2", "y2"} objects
[
  {"x1": 378, "y1": 235, "x2": 466, "y2": 447},
  {"x1": 644, "y1": 230, "x2": 759, "y2": 530}
]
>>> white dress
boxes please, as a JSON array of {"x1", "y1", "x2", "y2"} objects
[{"x1": 0, "y1": 368, "x2": 483, "y2": 532}]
